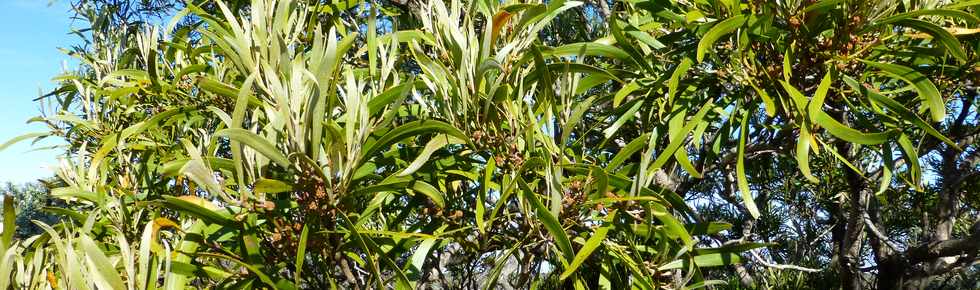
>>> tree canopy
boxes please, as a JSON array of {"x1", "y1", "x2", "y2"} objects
[{"x1": 1, "y1": 0, "x2": 979, "y2": 289}]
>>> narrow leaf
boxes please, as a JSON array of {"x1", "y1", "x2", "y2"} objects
[
  {"x1": 737, "y1": 111, "x2": 761, "y2": 218},
  {"x1": 697, "y1": 15, "x2": 747, "y2": 62}
]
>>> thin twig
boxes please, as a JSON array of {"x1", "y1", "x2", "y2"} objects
[{"x1": 749, "y1": 248, "x2": 823, "y2": 273}]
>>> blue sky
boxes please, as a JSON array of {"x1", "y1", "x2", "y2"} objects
[{"x1": 0, "y1": 1, "x2": 76, "y2": 183}]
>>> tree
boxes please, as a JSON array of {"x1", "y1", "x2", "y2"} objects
[
  {"x1": 0, "y1": 181, "x2": 61, "y2": 238},
  {"x1": 0, "y1": 0, "x2": 978, "y2": 289}
]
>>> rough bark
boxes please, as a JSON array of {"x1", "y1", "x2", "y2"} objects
[{"x1": 838, "y1": 141, "x2": 870, "y2": 290}]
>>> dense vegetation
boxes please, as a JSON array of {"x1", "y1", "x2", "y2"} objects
[{"x1": 1, "y1": 0, "x2": 979, "y2": 288}]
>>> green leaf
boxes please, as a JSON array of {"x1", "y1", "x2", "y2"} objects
[
  {"x1": 687, "y1": 222, "x2": 733, "y2": 235},
  {"x1": 215, "y1": 128, "x2": 290, "y2": 168},
  {"x1": 79, "y1": 234, "x2": 127, "y2": 290},
  {"x1": 842, "y1": 76, "x2": 958, "y2": 149},
  {"x1": 0, "y1": 132, "x2": 48, "y2": 152},
  {"x1": 180, "y1": 158, "x2": 226, "y2": 197},
  {"x1": 787, "y1": 72, "x2": 895, "y2": 145},
  {"x1": 561, "y1": 96, "x2": 596, "y2": 146},
  {"x1": 368, "y1": 81, "x2": 416, "y2": 116},
  {"x1": 803, "y1": 0, "x2": 842, "y2": 13},
  {"x1": 649, "y1": 99, "x2": 714, "y2": 172},
  {"x1": 783, "y1": 46, "x2": 794, "y2": 82},
  {"x1": 399, "y1": 135, "x2": 464, "y2": 177},
  {"x1": 697, "y1": 15, "x2": 746, "y2": 63},
  {"x1": 559, "y1": 211, "x2": 616, "y2": 280},
  {"x1": 668, "y1": 108, "x2": 702, "y2": 178},
  {"x1": 175, "y1": 64, "x2": 208, "y2": 81},
  {"x1": 478, "y1": 157, "x2": 495, "y2": 234},
  {"x1": 231, "y1": 74, "x2": 257, "y2": 196},
  {"x1": 1, "y1": 195, "x2": 13, "y2": 252},
  {"x1": 652, "y1": 203, "x2": 695, "y2": 247},
  {"x1": 779, "y1": 80, "x2": 809, "y2": 118},
  {"x1": 748, "y1": 80, "x2": 776, "y2": 116},
  {"x1": 161, "y1": 195, "x2": 236, "y2": 226},
  {"x1": 894, "y1": 19, "x2": 967, "y2": 62},
  {"x1": 878, "y1": 145, "x2": 895, "y2": 195},
  {"x1": 254, "y1": 178, "x2": 294, "y2": 194},
  {"x1": 658, "y1": 252, "x2": 742, "y2": 270},
  {"x1": 613, "y1": 81, "x2": 641, "y2": 108},
  {"x1": 807, "y1": 72, "x2": 833, "y2": 118},
  {"x1": 549, "y1": 42, "x2": 630, "y2": 60},
  {"x1": 812, "y1": 112, "x2": 894, "y2": 145},
  {"x1": 602, "y1": 100, "x2": 644, "y2": 138},
  {"x1": 294, "y1": 224, "x2": 309, "y2": 285},
  {"x1": 608, "y1": 133, "x2": 650, "y2": 171},
  {"x1": 897, "y1": 134, "x2": 922, "y2": 189},
  {"x1": 797, "y1": 126, "x2": 820, "y2": 183},
  {"x1": 51, "y1": 187, "x2": 105, "y2": 205},
  {"x1": 816, "y1": 138, "x2": 866, "y2": 177},
  {"x1": 522, "y1": 184, "x2": 574, "y2": 264},
  {"x1": 860, "y1": 60, "x2": 945, "y2": 122},
  {"x1": 362, "y1": 120, "x2": 468, "y2": 163},
  {"x1": 535, "y1": 63, "x2": 623, "y2": 84},
  {"x1": 668, "y1": 58, "x2": 693, "y2": 105},
  {"x1": 482, "y1": 243, "x2": 521, "y2": 290},
  {"x1": 198, "y1": 77, "x2": 242, "y2": 99},
  {"x1": 410, "y1": 238, "x2": 437, "y2": 273},
  {"x1": 737, "y1": 111, "x2": 761, "y2": 219},
  {"x1": 609, "y1": 18, "x2": 654, "y2": 74},
  {"x1": 410, "y1": 181, "x2": 446, "y2": 209},
  {"x1": 947, "y1": 0, "x2": 980, "y2": 9},
  {"x1": 609, "y1": 248, "x2": 654, "y2": 290},
  {"x1": 160, "y1": 157, "x2": 236, "y2": 176},
  {"x1": 875, "y1": 9, "x2": 980, "y2": 25}
]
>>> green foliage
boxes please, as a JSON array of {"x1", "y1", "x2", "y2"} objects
[{"x1": 2, "y1": 0, "x2": 980, "y2": 289}]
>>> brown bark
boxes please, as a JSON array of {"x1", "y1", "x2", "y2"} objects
[{"x1": 833, "y1": 140, "x2": 870, "y2": 290}]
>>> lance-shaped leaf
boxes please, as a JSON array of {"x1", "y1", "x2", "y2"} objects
[
  {"x1": 79, "y1": 234, "x2": 126, "y2": 290},
  {"x1": 697, "y1": 15, "x2": 747, "y2": 62},
  {"x1": 362, "y1": 120, "x2": 468, "y2": 162},
  {"x1": 894, "y1": 19, "x2": 967, "y2": 62},
  {"x1": 897, "y1": 134, "x2": 922, "y2": 189},
  {"x1": 797, "y1": 126, "x2": 820, "y2": 183},
  {"x1": 737, "y1": 111, "x2": 761, "y2": 218},
  {"x1": 161, "y1": 195, "x2": 236, "y2": 226},
  {"x1": 522, "y1": 184, "x2": 574, "y2": 264},
  {"x1": 253, "y1": 178, "x2": 293, "y2": 194},
  {"x1": 658, "y1": 252, "x2": 742, "y2": 270},
  {"x1": 399, "y1": 134, "x2": 465, "y2": 177},
  {"x1": 860, "y1": 60, "x2": 945, "y2": 122},
  {"x1": 0, "y1": 132, "x2": 48, "y2": 152},
  {"x1": 667, "y1": 58, "x2": 694, "y2": 104},
  {"x1": 842, "y1": 76, "x2": 958, "y2": 149},
  {"x1": 215, "y1": 128, "x2": 290, "y2": 168},
  {"x1": 613, "y1": 81, "x2": 641, "y2": 107},
  {"x1": 559, "y1": 210, "x2": 617, "y2": 280},
  {"x1": 549, "y1": 42, "x2": 630, "y2": 60},
  {"x1": 410, "y1": 181, "x2": 446, "y2": 209},
  {"x1": 812, "y1": 112, "x2": 895, "y2": 145},
  {"x1": 649, "y1": 99, "x2": 714, "y2": 172}
]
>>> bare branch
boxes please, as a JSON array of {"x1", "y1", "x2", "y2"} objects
[
  {"x1": 863, "y1": 213, "x2": 900, "y2": 253},
  {"x1": 748, "y1": 248, "x2": 823, "y2": 273}
]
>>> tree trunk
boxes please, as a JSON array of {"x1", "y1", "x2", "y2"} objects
[{"x1": 839, "y1": 142, "x2": 869, "y2": 290}]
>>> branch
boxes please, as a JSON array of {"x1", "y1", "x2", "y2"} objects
[
  {"x1": 748, "y1": 248, "x2": 823, "y2": 273},
  {"x1": 905, "y1": 222, "x2": 980, "y2": 265},
  {"x1": 863, "y1": 213, "x2": 900, "y2": 253}
]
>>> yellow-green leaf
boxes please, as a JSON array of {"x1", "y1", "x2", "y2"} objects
[
  {"x1": 737, "y1": 111, "x2": 761, "y2": 218},
  {"x1": 860, "y1": 60, "x2": 946, "y2": 122},
  {"x1": 697, "y1": 15, "x2": 747, "y2": 63}
]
